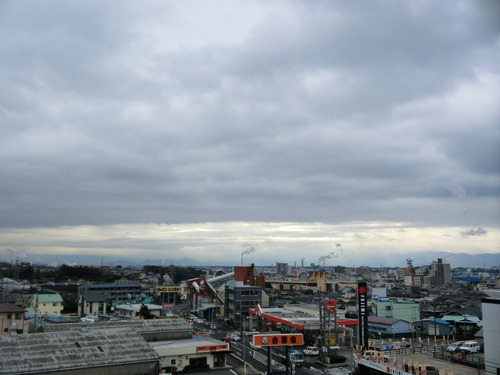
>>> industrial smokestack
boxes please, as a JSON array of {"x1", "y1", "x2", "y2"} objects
[{"x1": 241, "y1": 247, "x2": 256, "y2": 266}]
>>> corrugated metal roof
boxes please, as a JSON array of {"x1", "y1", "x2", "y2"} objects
[
  {"x1": 43, "y1": 317, "x2": 192, "y2": 334},
  {"x1": 0, "y1": 329, "x2": 158, "y2": 374}
]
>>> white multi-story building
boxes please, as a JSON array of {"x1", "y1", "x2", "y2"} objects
[{"x1": 482, "y1": 290, "x2": 500, "y2": 375}]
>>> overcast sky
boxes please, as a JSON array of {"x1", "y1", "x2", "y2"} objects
[{"x1": 1, "y1": 0, "x2": 499, "y2": 267}]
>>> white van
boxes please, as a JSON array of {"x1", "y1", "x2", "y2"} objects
[{"x1": 458, "y1": 341, "x2": 480, "y2": 353}]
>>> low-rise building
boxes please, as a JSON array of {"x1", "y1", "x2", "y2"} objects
[
  {"x1": 115, "y1": 303, "x2": 163, "y2": 319},
  {"x1": 0, "y1": 328, "x2": 159, "y2": 375},
  {"x1": 412, "y1": 318, "x2": 455, "y2": 336},
  {"x1": 368, "y1": 316, "x2": 412, "y2": 337},
  {"x1": 372, "y1": 297, "x2": 420, "y2": 323},
  {"x1": 30, "y1": 293, "x2": 64, "y2": 316},
  {"x1": 78, "y1": 283, "x2": 143, "y2": 315},
  {"x1": 151, "y1": 337, "x2": 230, "y2": 373},
  {"x1": 0, "y1": 303, "x2": 28, "y2": 335},
  {"x1": 79, "y1": 292, "x2": 108, "y2": 316}
]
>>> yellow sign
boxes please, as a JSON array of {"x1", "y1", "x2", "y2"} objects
[
  {"x1": 157, "y1": 286, "x2": 182, "y2": 293},
  {"x1": 325, "y1": 333, "x2": 336, "y2": 345}
]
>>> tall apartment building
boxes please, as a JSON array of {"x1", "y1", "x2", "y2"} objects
[
  {"x1": 276, "y1": 262, "x2": 288, "y2": 276},
  {"x1": 418, "y1": 258, "x2": 451, "y2": 286}
]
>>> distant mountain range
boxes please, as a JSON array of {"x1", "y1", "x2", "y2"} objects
[{"x1": 21, "y1": 252, "x2": 500, "y2": 269}]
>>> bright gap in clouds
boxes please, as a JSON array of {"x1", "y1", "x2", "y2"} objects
[{"x1": 0, "y1": 222, "x2": 497, "y2": 267}]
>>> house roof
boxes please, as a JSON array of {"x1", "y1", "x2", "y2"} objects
[
  {"x1": 81, "y1": 293, "x2": 107, "y2": 302},
  {"x1": 368, "y1": 316, "x2": 409, "y2": 326},
  {"x1": 0, "y1": 303, "x2": 25, "y2": 313},
  {"x1": 422, "y1": 318, "x2": 454, "y2": 328},
  {"x1": 33, "y1": 294, "x2": 63, "y2": 303},
  {"x1": 0, "y1": 329, "x2": 158, "y2": 374}
]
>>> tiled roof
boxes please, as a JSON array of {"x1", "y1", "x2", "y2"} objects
[
  {"x1": 81, "y1": 293, "x2": 107, "y2": 302},
  {"x1": 0, "y1": 303, "x2": 25, "y2": 313}
]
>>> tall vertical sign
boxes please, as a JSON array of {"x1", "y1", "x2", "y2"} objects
[{"x1": 357, "y1": 282, "x2": 368, "y2": 349}]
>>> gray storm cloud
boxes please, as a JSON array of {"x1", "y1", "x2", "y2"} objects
[
  {"x1": 0, "y1": 0, "x2": 498, "y2": 265},
  {"x1": 461, "y1": 228, "x2": 487, "y2": 237}
]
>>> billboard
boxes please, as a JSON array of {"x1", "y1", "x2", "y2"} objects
[
  {"x1": 253, "y1": 333, "x2": 304, "y2": 347},
  {"x1": 357, "y1": 282, "x2": 368, "y2": 349},
  {"x1": 157, "y1": 286, "x2": 182, "y2": 293},
  {"x1": 325, "y1": 299, "x2": 336, "y2": 314}
]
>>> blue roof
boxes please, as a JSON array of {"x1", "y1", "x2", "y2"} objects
[{"x1": 423, "y1": 318, "x2": 454, "y2": 327}]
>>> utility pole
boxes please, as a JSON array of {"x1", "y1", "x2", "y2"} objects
[{"x1": 319, "y1": 298, "x2": 326, "y2": 375}]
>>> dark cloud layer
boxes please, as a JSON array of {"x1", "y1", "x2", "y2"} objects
[{"x1": 1, "y1": 0, "x2": 499, "y2": 232}]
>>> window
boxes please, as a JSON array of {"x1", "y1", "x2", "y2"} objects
[
  {"x1": 7, "y1": 314, "x2": 11, "y2": 319},
  {"x1": 385, "y1": 306, "x2": 391, "y2": 311}
]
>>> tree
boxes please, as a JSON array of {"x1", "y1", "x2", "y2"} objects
[{"x1": 139, "y1": 303, "x2": 154, "y2": 319}]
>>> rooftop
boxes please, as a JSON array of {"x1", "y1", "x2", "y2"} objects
[
  {"x1": 0, "y1": 303, "x2": 25, "y2": 313},
  {"x1": 0, "y1": 329, "x2": 158, "y2": 374}
]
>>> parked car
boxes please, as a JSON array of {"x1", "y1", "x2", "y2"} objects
[
  {"x1": 224, "y1": 333, "x2": 241, "y2": 342},
  {"x1": 303, "y1": 346, "x2": 320, "y2": 356},
  {"x1": 322, "y1": 345, "x2": 341, "y2": 352},
  {"x1": 446, "y1": 342, "x2": 463, "y2": 353},
  {"x1": 458, "y1": 341, "x2": 480, "y2": 354}
]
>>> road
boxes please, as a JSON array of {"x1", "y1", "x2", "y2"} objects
[{"x1": 191, "y1": 319, "x2": 348, "y2": 375}]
